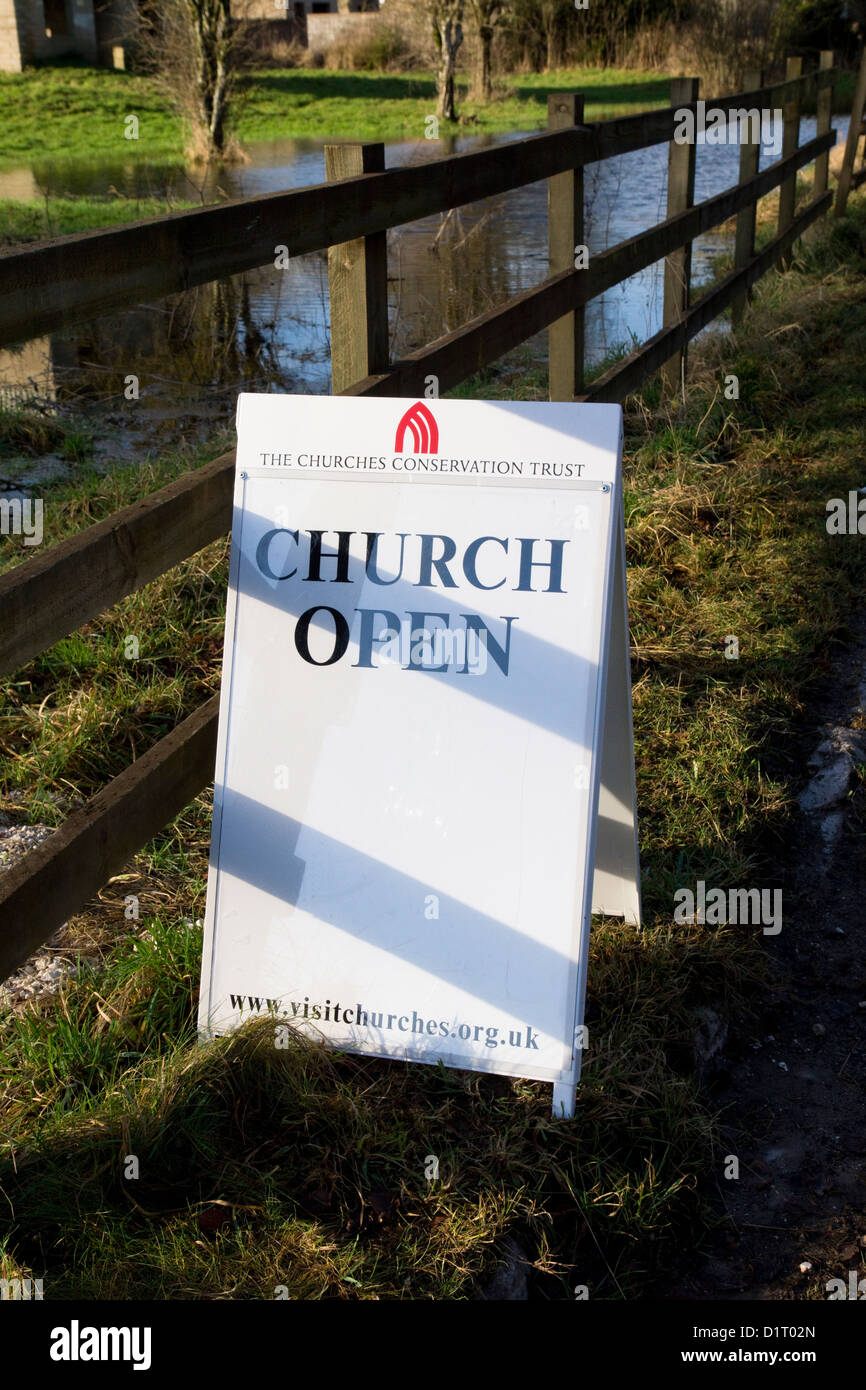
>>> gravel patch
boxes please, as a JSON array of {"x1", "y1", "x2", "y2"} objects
[{"x1": 0, "y1": 824, "x2": 75, "y2": 1008}]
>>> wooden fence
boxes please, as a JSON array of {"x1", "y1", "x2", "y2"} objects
[{"x1": 1, "y1": 52, "x2": 865, "y2": 981}]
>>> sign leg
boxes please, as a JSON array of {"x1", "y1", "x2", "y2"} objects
[
  {"x1": 591, "y1": 516, "x2": 641, "y2": 926},
  {"x1": 552, "y1": 1081, "x2": 577, "y2": 1118}
]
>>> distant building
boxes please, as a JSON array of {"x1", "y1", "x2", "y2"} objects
[
  {"x1": 240, "y1": 2, "x2": 379, "y2": 13},
  {"x1": 246, "y1": 0, "x2": 382, "y2": 55},
  {"x1": 0, "y1": 0, "x2": 135, "y2": 72},
  {"x1": 240, "y1": 1, "x2": 333, "y2": 14},
  {"x1": 0, "y1": 0, "x2": 383, "y2": 73}
]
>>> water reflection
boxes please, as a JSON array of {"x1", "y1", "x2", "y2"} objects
[{"x1": 0, "y1": 115, "x2": 848, "y2": 455}]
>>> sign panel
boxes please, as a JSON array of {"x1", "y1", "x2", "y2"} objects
[{"x1": 199, "y1": 395, "x2": 637, "y2": 1110}]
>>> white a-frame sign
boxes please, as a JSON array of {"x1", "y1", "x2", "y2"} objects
[{"x1": 199, "y1": 395, "x2": 641, "y2": 1118}]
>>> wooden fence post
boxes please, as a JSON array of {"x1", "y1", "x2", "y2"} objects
[
  {"x1": 325, "y1": 142, "x2": 389, "y2": 394},
  {"x1": 778, "y1": 56, "x2": 803, "y2": 267},
  {"x1": 661, "y1": 76, "x2": 699, "y2": 401},
  {"x1": 548, "y1": 93, "x2": 585, "y2": 401},
  {"x1": 732, "y1": 68, "x2": 764, "y2": 327},
  {"x1": 813, "y1": 51, "x2": 835, "y2": 200},
  {"x1": 835, "y1": 45, "x2": 866, "y2": 216}
]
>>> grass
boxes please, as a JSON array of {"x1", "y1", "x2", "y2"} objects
[
  {"x1": 1, "y1": 193, "x2": 866, "y2": 1300},
  {"x1": 2, "y1": 926, "x2": 744, "y2": 1300},
  {"x1": 0, "y1": 404, "x2": 70, "y2": 457},
  {"x1": 0, "y1": 195, "x2": 197, "y2": 247},
  {"x1": 0, "y1": 65, "x2": 857, "y2": 171},
  {"x1": 0, "y1": 65, "x2": 671, "y2": 169},
  {"x1": 234, "y1": 66, "x2": 673, "y2": 143},
  {"x1": 0, "y1": 66, "x2": 179, "y2": 168}
]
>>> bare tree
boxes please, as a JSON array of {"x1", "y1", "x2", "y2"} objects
[
  {"x1": 429, "y1": 0, "x2": 465, "y2": 122},
  {"x1": 538, "y1": 0, "x2": 571, "y2": 71},
  {"x1": 135, "y1": 0, "x2": 247, "y2": 160},
  {"x1": 466, "y1": 0, "x2": 503, "y2": 101}
]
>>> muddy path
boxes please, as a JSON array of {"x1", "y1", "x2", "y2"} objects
[{"x1": 672, "y1": 618, "x2": 866, "y2": 1301}]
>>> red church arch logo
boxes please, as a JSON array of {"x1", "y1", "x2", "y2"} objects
[{"x1": 394, "y1": 402, "x2": 439, "y2": 454}]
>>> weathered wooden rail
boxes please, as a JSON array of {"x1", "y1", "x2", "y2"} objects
[{"x1": 1, "y1": 51, "x2": 865, "y2": 981}]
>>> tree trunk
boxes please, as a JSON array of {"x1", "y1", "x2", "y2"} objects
[
  {"x1": 210, "y1": 51, "x2": 228, "y2": 151},
  {"x1": 436, "y1": 16, "x2": 463, "y2": 122},
  {"x1": 192, "y1": 0, "x2": 233, "y2": 156},
  {"x1": 475, "y1": 25, "x2": 492, "y2": 101}
]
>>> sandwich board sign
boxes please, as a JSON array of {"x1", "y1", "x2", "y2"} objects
[{"x1": 198, "y1": 394, "x2": 640, "y2": 1117}]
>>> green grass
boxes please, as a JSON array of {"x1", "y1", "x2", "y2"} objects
[
  {"x1": 234, "y1": 66, "x2": 672, "y2": 143},
  {"x1": 0, "y1": 194, "x2": 197, "y2": 246},
  {"x1": 0, "y1": 63, "x2": 857, "y2": 171},
  {"x1": 2, "y1": 923, "x2": 747, "y2": 1300},
  {"x1": 0, "y1": 66, "x2": 179, "y2": 166},
  {"x1": 0, "y1": 404, "x2": 69, "y2": 456},
  {"x1": 0, "y1": 65, "x2": 670, "y2": 169},
  {"x1": 1, "y1": 195, "x2": 866, "y2": 1299}
]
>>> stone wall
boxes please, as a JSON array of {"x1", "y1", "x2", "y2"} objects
[
  {"x1": 0, "y1": 0, "x2": 26, "y2": 73},
  {"x1": 0, "y1": 0, "x2": 102, "y2": 71},
  {"x1": 0, "y1": 339, "x2": 55, "y2": 408},
  {"x1": 235, "y1": 0, "x2": 319, "y2": 18},
  {"x1": 243, "y1": 15, "x2": 307, "y2": 56},
  {"x1": 377, "y1": 0, "x2": 436, "y2": 63},
  {"x1": 306, "y1": 10, "x2": 380, "y2": 53}
]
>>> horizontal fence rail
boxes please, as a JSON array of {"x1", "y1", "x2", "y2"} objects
[
  {"x1": 0, "y1": 54, "x2": 860, "y2": 980},
  {"x1": 581, "y1": 190, "x2": 831, "y2": 401},
  {"x1": 0, "y1": 70, "x2": 837, "y2": 350},
  {"x1": 344, "y1": 130, "x2": 834, "y2": 400},
  {"x1": 0, "y1": 698, "x2": 219, "y2": 983},
  {"x1": 0, "y1": 452, "x2": 236, "y2": 677}
]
